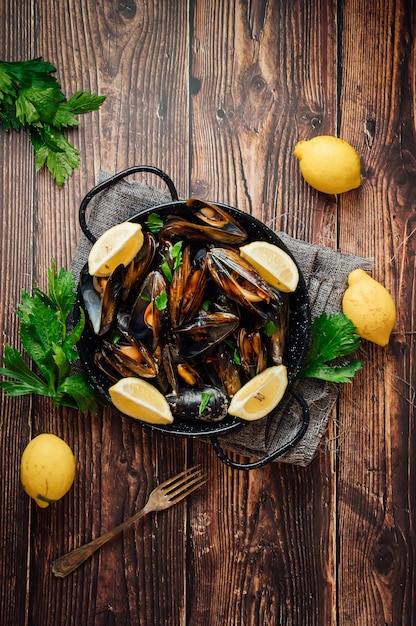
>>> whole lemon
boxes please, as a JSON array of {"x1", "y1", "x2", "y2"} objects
[
  {"x1": 20, "y1": 434, "x2": 76, "y2": 508},
  {"x1": 342, "y1": 269, "x2": 396, "y2": 347},
  {"x1": 294, "y1": 135, "x2": 361, "y2": 194}
]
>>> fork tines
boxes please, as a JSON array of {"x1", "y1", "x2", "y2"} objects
[{"x1": 162, "y1": 465, "x2": 207, "y2": 501}]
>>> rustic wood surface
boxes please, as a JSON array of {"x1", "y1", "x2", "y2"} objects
[{"x1": 0, "y1": 1, "x2": 414, "y2": 624}]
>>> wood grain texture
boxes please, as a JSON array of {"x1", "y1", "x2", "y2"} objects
[
  {"x1": 336, "y1": 2, "x2": 416, "y2": 624},
  {"x1": 190, "y1": 0, "x2": 339, "y2": 247},
  {"x1": 0, "y1": 0, "x2": 414, "y2": 624},
  {"x1": 0, "y1": 3, "x2": 38, "y2": 626}
]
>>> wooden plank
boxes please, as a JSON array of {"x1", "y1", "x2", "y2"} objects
[
  {"x1": 337, "y1": 0, "x2": 415, "y2": 624},
  {"x1": 188, "y1": 447, "x2": 336, "y2": 625},
  {"x1": 189, "y1": 0, "x2": 338, "y2": 623},
  {"x1": 0, "y1": 3, "x2": 38, "y2": 625},
  {"x1": 190, "y1": 0, "x2": 339, "y2": 245}
]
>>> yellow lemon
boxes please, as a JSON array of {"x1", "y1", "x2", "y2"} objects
[
  {"x1": 294, "y1": 135, "x2": 361, "y2": 194},
  {"x1": 88, "y1": 222, "x2": 144, "y2": 277},
  {"x1": 109, "y1": 377, "x2": 174, "y2": 425},
  {"x1": 228, "y1": 365, "x2": 288, "y2": 421},
  {"x1": 240, "y1": 241, "x2": 299, "y2": 292},
  {"x1": 342, "y1": 269, "x2": 396, "y2": 347},
  {"x1": 20, "y1": 434, "x2": 76, "y2": 508}
]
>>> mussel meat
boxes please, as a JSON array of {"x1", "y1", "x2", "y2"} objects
[
  {"x1": 128, "y1": 270, "x2": 168, "y2": 347},
  {"x1": 237, "y1": 327, "x2": 268, "y2": 377},
  {"x1": 162, "y1": 343, "x2": 203, "y2": 394},
  {"x1": 100, "y1": 338, "x2": 159, "y2": 378},
  {"x1": 264, "y1": 289, "x2": 290, "y2": 365},
  {"x1": 204, "y1": 344, "x2": 242, "y2": 398},
  {"x1": 170, "y1": 246, "x2": 208, "y2": 327}
]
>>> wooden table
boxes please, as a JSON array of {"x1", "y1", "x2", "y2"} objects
[{"x1": 1, "y1": 1, "x2": 414, "y2": 624}]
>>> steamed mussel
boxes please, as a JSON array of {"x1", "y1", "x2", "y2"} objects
[
  {"x1": 80, "y1": 200, "x2": 292, "y2": 423},
  {"x1": 159, "y1": 198, "x2": 247, "y2": 245}
]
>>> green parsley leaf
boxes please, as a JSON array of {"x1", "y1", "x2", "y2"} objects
[
  {"x1": 65, "y1": 90, "x2": 106, "y2": 115},
  {"x1": 0, "y1": 345, "x2": 51, "y2": 396},
  {"x1": 52, "y1": 91, "x2": 106, "y2": 129},
  {"x1": 263, "y1": 319, "x2": 277, "y2": 337},
  {"x1": 0, "y1": 263, "x2": 99, "y2": 411},
  {"x1": 31, "y1": 125, "x2": 80, "y2": 187},
  {"x1": 171, "y1": 240, "x2": 183, "y2": 270},
  {"x1": 155, "y1": 291, "x2": 168, "y2": 310},
  {"x1": 299, "y1": 312, "x2": 364, "y2": 383},
  {"x1": 146, "y1": 212, "x2": 164, "y2": 233},
  {"x1": 52, "y1": 102, "x2": 80, "y2": 129},
  {"x1": 0, "y1": 65, "x2": 15, "y2": 100},
  {"x1": 224, "y1": 338, "x2": 241, "y2": 365},
  {"x1": 160, "y1": 258, "x2": 173, "y2": 282},
  {"x1": 15, "y1": 85, "x2": 64, "y2": 125},
  {"x1": 199, "y1": 392, "x2": 213, "y2": 414},
  {"x1": 44, "y1": 260, "x2": 78, "y2": 320},
  {"x1": 58, "y1": 373, "x2": 98, "y2": 412}
]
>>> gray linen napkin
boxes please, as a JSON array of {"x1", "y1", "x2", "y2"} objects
[{"x1": 71, "y1": 172, "x2": 372, "y2": 467}]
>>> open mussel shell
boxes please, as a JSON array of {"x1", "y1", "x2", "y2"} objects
[{"x1": 75, "y1": 199, "x2": 311, "y2": 438}]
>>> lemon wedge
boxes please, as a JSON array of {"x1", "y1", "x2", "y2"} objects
[
  {"x1": 109, "y1": 377, "x2": 174, "y2": 425},
  {"x1": 228, "y1": 365, "x2": 288, "y2": 421},
  {"x1": 88, "y1": 222, "x2": 144, "y2": 277},
  {"x1": 239, "y1": 241, "x2": 299, "y2": 292}
]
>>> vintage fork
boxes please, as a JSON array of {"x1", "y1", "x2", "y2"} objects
[{"x1": 52, "y1": 465, "x2": 207, "y2": 578}]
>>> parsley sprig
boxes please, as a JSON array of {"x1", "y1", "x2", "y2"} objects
[
  {"x1": 160, "y1": 240, "x2": 183, "y2": 282},
  {"x1": 299, "y1": 312, "x2": 363, "y2": 383},
  {"x1": 199, "y1": 392, "x2": 213, "y2": 415},
  {"x1": 0, "y1": 57, "x2": 106, "y2": 186},
  {"x1": 0, "y1": 262, "x2": 98, "y2": 411},
  {"x1": 145, "y1": 212, "x2": 164, "y2": 233}
]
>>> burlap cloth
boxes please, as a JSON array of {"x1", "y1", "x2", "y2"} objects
[{"x1": 71, "y1": 172, "x2": 372, "y2": 466}]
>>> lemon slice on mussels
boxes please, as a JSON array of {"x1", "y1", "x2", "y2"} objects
[
  {"x1": 88, "y1": 222, "x2": 144, "y2": 277},
  {"x1": 239, "y1": 241, "x2": 299, "y2": 293},
  {"x1": 109, "y1": 377, "x2": 174, "y2": 425},
  {"x1": 228, "y1": 365, "x2": 288, "y2": 421}
]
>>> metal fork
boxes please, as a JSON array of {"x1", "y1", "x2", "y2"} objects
[{"x1": 52, "y1": 465, "x2": 207, "y2": 578}]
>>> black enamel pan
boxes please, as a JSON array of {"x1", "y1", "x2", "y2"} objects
[{"x1": 75, "y1": 166, "x2": 311, "y2": 469}]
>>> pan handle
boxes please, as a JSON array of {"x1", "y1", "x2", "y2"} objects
[
  {"x1": 79, "y1": 165, "x2": 179, "y2": 244},
  {"x1": 209, "y1": 387, "x2": 310, "y2": 470}
]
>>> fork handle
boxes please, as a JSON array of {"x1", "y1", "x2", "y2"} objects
[{"x1": 52, "y1": 504, "x2": 151, "y2": 578}]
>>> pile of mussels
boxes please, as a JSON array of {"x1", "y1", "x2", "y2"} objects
[{"x1": 80, "y1": 199, "x2": 290, "y2": 422}]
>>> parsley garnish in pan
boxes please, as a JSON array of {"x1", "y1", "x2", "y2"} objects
[
  {"x1": 145, "y1": 212, "x2": 164, "y2": 233},
  {"x1": 0, "y1": 263, "x2": 99, "y2": 411},
  {"x1": 199, "y1": 392, "x2": 213, "y2": 415},
  {"x1": 299, "y1": 312, "x2": 364, "y2": 383},
  {"x1": 0, "y1": 57, "x2": 106, "y2": 186}
]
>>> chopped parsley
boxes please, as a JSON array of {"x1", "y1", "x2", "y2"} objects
[
  {"x1": 145, "y1": 212, "x2": 164, "y2": 233},
  {"x1": 155, "y1": 291, "x2": 168, "y2": 310},
  {"x1": 199, "y1": 392, "x2": 212, "y2": 414}
]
